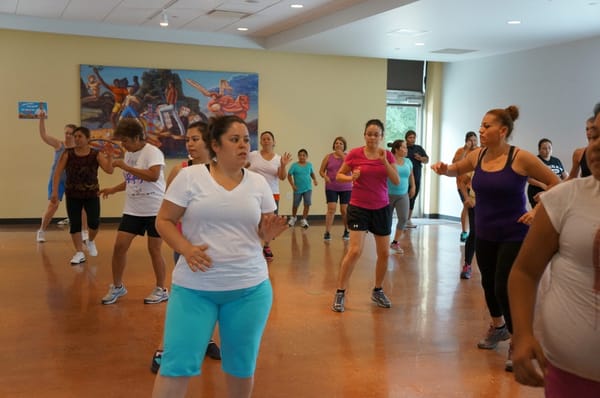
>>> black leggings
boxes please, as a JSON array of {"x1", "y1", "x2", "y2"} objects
[
  {"x1": 409, "y1": 175, "x2": 421, "y2": 211},
  {"x1": 474, "y1": 239, "x2": 522, "y2": 333},
  {"x1": 66, "y1": 196, "x2": 100, "y2": 234},
  {"x1": 464, "y1": 206, "x2": 476, "y2": 265}
]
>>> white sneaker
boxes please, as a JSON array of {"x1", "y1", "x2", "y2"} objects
[
  {"x1": 101, "y1": 284, "x2": 127, "y2": 305},
  {"x1": 300, "y1": 219, "x2": 309, "y2": 229},
  {"x1": 288, "y1": 216, "x2": 297, "y2": 227},
  {"x1": 86, "y1": 240, "x2": 98, "y2": 256},
  {"x1": 144, "y1": 287, "x2": 169, "y2": 304},
  {"x1": 81, "y1": 230, "x2": 89, "y2": 242},
  {"x1": 70, "y1": 251, "x2": 86, "y2": 265},
  {"x1": 36, "y1": 230, "x2": 46, "y2": 243},
  {"x1": 57, "y1": 218, "x2": 70, "y2": 225}
]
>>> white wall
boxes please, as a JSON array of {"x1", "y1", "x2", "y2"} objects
[{"x1": 433, "y1": 35, "x2": 600, "y2": 218}]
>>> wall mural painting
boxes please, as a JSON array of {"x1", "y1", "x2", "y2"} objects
[{"x1": 80, "y1": 65, "x2": 259, "y2": 158}]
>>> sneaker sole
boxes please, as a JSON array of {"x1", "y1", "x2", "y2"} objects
[
  {"x1": 70, "y1": 257, "x2": 86, "y2": 265},
  {"x1": 371, "y1": 298, "x2": 391, "y2": 308},
  {"x1": 144, "y1": 297, "x2": 169, "y2": 304},
  {"x1": 331, "y1": 306, "x2": 344, "y2": 312},
  {"x1": 102, "y1": 291, "x2": 127, "y2": 305}
]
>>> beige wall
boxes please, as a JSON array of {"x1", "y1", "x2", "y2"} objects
[{"x1": 1, "y1": 29, "x2": 387, "y2": 219}]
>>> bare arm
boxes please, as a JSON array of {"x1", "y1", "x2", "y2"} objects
[
  {"x1": 287, "y1": 172, "x2": 296, "y2": 191},
  {"x1": 408, "y1": 171, "x2": 416, "y2": 199},
  {"x1": 319, "y1": 154, "x2": 331, "y2": 183},
  {"x1": 509, "y1": 204, "x2": 557, "y2": 387},
  {"x1": 96, "y1": 151, "x2": 114, "y2": 174},
  {"x1": 50, "y1": 152, "x2": 68, "y2": 203},
  {"x1": 99, "y1": 181, "x2": 126, "y2": 198},
  {"x1": 278, "y1": 152, "x2": 292, "y2": 181},
  {"x1": 39, "y1": 115, "x2": 62, "y2": 149},
  {"x1": 431, "y1": 148, "x2": 479, "y2": 177},
  {"x1": 566, "y1": 147, "x2": 583, "y2": 180},
  {"x1": 112, "y1": 160, "x2": 161, "y2": 182},
  {"x1": 336, "y1": 162, "x2": 354, "y2": 183},
  {"x1": 156, "y1": 200, "x2": 212, "y2": 272}
]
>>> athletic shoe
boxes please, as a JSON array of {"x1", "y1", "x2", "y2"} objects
[
  {"x1": 460, "y1": 231, "x2": 468, "y2": 242},
  {"x1": 57, "y1": 218, "x2": 70, "y2": 225},
  {"x1": 300, "y1": 219, "x2": 309, "y2": 229},
  {"x1": 371, "y1": 289, "x2": 392, "y2": 308},
  {"x1": 342, "y1": 230, "x2": 350, "y2": 240},
  {"x1": 405, "y1": 221, "x2": 417, "y2": 228},
  {"x1": 323, "y1": 231, "x2": 331, "y2": 241},
  {"x1": 151, "y1": 340, "x2": 221, "y2": 374},
  {"x1": 144, "y1": 287, "x2": 169, "y2": 304},
  {"x1": 288, "y1": 216, "x2": 297, "y2": 227},
  {"x1": 460, "y1": 263, "x2": 472, "y2": 279},
  {"x1": 70, "y1": 251, "x2": 86, "y2": 265},
  {"x1": 332, "y1": 291, "x2": 345, "y2": 312},
  {"x1": 477, "y1": 324, "x2": 510, "y2": 349},
  {"x1": 150, "y1": 350, "x2": 162, "y2": 374},
  {"x1": 263, "y1": 246, "x2": 274, "y2": 262},
  {"x1": 505, "y1": 342, "x2": 514, "y2": 372},
  {"x1": 81, "y1": 230, "x2": 89, "y2": 242},
  {"x1": 101, "y1": 284, "x2": 127, "y2": 305},
  {"x1": 86, "y1": 240, "x2": 98, "y2": 256},
  {"x1": 206, "y1": 340, "x2": 221, "y2": 360},
  {"x1": 390, "y1": 242, "x2": 403, "y2": 254},
  {"x1": 36, "y1": 230, "x2": 46, "y2": 243}
]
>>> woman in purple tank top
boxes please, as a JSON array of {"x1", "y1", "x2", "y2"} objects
[
  {"x1": 431, "y1": 105, "x2": 560, "y2": 372},
  {"x1": 318, "y1": 136, "x2": 352, "y2": 241}
]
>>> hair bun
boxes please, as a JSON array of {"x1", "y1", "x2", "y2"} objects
[{"x1": 505, "y1": 105, "x2": 520, "y2": 122}]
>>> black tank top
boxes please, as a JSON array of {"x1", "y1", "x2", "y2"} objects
[
  {"x1": 65, "y1": 148, "x2": 100, "y2": 199},
  {"x1": 580, "y1": 149, "x2": 591, "y2": 177}
]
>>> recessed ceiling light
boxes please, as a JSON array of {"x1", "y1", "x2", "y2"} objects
[
  {"x1": 159, "y1": 10, "x2": 169, "y2": 27},
  {"x1": 507, "y1": 20, "x2": 521, "y2": 25},
  {"x1": 237, "y1": 27, "x2": 249, "y2": 31},
  {"x1": 388, "y1": 28, "x2": 428, "y2": 37},
  {"x1": 291, "y1": 4, "x2": 304, "y2": 8},
  {"x1": 415, "y1": 42, "x2": 425, "y2": 46}
]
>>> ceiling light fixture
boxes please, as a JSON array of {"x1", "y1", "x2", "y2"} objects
[
  {"x1": 237, "y1": 27, "x2": 249, "y2": 31},
  {"x1": 415, "y1": 42, "x2": 425, "y2": 46},
  {"x1": 160, "y1": 10, "x2": 169, "y2": 27},
  {"x1": 507, "y1": 20, "x2": 521, "y2": 25},
  {"x1": 291, "y1": 4, "x2": 304, "y2": 8}
]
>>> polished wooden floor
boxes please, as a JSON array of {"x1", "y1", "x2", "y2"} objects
[{"x1": 1, "y1": 220, "x2": 543, "y2": 398}]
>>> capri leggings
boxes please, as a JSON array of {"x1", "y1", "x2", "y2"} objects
[
  {"x1": 388, "y1": 193, "x2": 409, "y2": 232},
  {"x1": 65, "y1": 196, "x2": 100, "y2": 234},
  {"x1": 475, "y1": 239, "x2": 522, "y2": 333},
  {"x1": 161, "y1": 279, "x2": 273, "y2": 378}
]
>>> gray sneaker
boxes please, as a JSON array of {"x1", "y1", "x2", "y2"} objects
[
  {"x1": 505, "y1": 341, "x2": 514, "y2": 372},
  {"x1": 101, "y1": 284, "x2": 127, "y2": 305},
  {"x1": 371, "y1": 289, "x2": 391, "y2": 308},
  {"x1": 144, "y1": 287, "x2": 169, "y2": 304},
  {"x1": 477, "y1": 324, "x2": 510, "y2": 349},
  {"x1": 332, "y1": 291, "x2": 345, "y2": 312}
]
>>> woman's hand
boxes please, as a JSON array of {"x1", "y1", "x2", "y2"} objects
[
  {"x1": 518, "y1": 208, "x2": 537, "y2": 225},
  {"x1": 183, "y1": 243, "x2": 212, "y2": 272},
  {"x1": 512, "y1": 335, "x2": 547, "y2": 387},
  {"x1": 431, "y1": 162, "x2": 448, "y2": 175},
  {"x1": 259, "y1": 214, "x2": 289, "y2": 242}
]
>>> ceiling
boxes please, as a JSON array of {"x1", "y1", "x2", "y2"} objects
[{"x1": 2, "y1": 0, "x2": 600, "y2": 62}]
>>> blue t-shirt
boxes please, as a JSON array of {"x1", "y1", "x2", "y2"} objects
[
  {"x1": 288, "y1": 162, "x2": 314, "y2": 194},
  {"x1": 388, "y1": 158, "x2": 413, "y2": 195}
]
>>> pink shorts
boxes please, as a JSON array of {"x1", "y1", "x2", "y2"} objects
[{"x1": 545, "y1": 362, "x2": 600, "y2": 398}]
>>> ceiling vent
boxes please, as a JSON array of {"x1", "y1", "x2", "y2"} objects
[
  {"x1": 430, "y1": 48, "x2": 477, "y2": 55},
  {"x1": 207, "y1": 10, "x2": 248, "y2": 19}
]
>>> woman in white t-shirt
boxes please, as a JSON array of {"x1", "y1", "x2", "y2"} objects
[
  {"x1": 247, "y1": 131, "x2": 292, "y2": 261},
  {"x1": 508, "y1": 105, "x2": 600, "y2": 396},
  {"x1": 152, "y1": 116, "x2": 289, "y2": 398}
]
